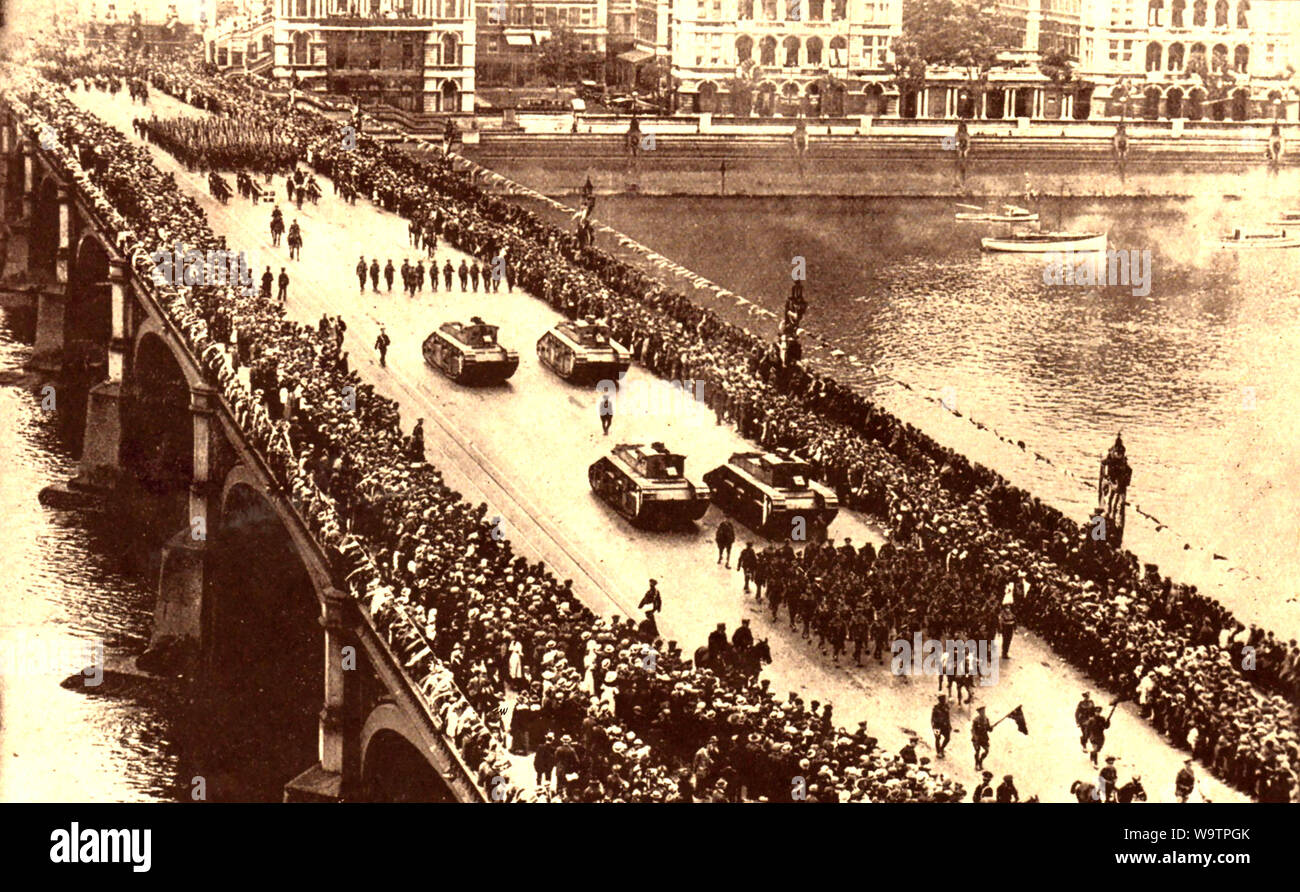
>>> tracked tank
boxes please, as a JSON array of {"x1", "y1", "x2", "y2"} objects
[
  {"x1": 588, "y1": 442, "x2": 711, "y2": 528},
  {"x1": 537, "y1": 317, "x2": 631, "y2": 384},
  {"x1": 703, "y1": 450, "x2": 838, "y2": 538},
  {"x1": 422, "y1": 317, "x2": 519, "y2": 385}
]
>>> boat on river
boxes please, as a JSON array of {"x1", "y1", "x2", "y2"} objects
[
  {"x1": 981, "y1": 231, "x2": 1108, "y2": 253},
  {"x1": 955, "y1": 203, "x2": 1039, "y2": 224},
  {"x1": 1265, "y1": 210, "x2": 1300, "y2": 227},
  {"x1": 1216, "y1": 228, "x2": 1300, "y2": 249}
]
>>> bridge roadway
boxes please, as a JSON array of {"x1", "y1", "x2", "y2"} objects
[{"x1": 70, "y1": 86, "x2": 1247, "y2": 803}]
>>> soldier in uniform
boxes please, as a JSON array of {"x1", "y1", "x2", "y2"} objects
[
  {"x1": 715, "y1": 519, "x2": 735, "y2": 567},
  {"x1": 1175, "y1": 758, "x2": 1196, "y2": 802},
  {"x1": 374, "y1": 326, "x2": 391, "y2": 367},
  {"x1": 458, "y1": 259, "x2": 469, "y2": 291},
  {"x1": 260, "y1": 265, "x2": 273, "y2": 300},
  {"x1": 384, "y1": 259, "x2": 394, "y2": 292},
  {"x1": 369, "y1": 258, "x2": 380, "y2": 292},
  {"x1": 443, "y1": 258, "x2": 454, "y2": 290},
  {"x1": 276, "y1": 267, "x2": 289, "y2": 303},
  {"x1": 971, "y1": 705, "x2": 992, "y2": 770},
  {"x1": 738, "y1": 541, "x2": 758, "y2": 594},
  {"x1": 931, "y1": 694, "x2": 951, "y2": 758},
  {"x1": 1100, "y1": 755, "x2": 1119, "y2": 802},
  {"x1": 414, "y1": 260, "x2": 425, "y2": 292},
  {"x1": 1085, "y1": 705, "x2": 1111, "y2": 768},
  {"x1": 469, "y1": 261, "x2": 480, "y2": 292},
  {"x1": 996, "y1": 774, "x2": 1019, "y2": 802},
  {"x1": 1075, "y1": 692, "x2": 1093, "y2": 752},
  {"x1": 638, "y1": 579, "x2": 662, "y2": 615},
  {"x1": 356, "y1": 256, "x2": 367, "y2": 292},
  {"x1": 598, "y1": 388, "x2": 614, "y2": 435},
  {"x1": 999, "y1": 601, "x2": 1016, "y2": 659}
]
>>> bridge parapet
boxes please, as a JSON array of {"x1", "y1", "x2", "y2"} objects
[{"x1": 2, "y1": 85, "x2": 499, "y2": 803}]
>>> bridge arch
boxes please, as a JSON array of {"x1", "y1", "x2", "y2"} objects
[
  {"x1": 360, "y1": 703, "x2": 458, "y2": 802},
  {"x1": 66, "y1": 232, "x2": 113, "y2": 377},
  {"x1": 201, "y1": 478, "x2": 323, "y2": 800},
  {"x1": 124, "y1": 329, "x2": 194, "y2": 500},
  {"x1": 30, "y1": 175, "x2": 60, "y2": 279}
]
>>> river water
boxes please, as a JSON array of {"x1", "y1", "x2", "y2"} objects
[
  {"x1": 0, "y1": 305, "x2": 183, "y2": 802},
  {"x1": 554, "y1": 192, "x2": 1300, "y2": 636}
]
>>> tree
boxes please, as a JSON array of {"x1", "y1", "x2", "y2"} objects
[
  {"x1": 891, "y1": 0, "x2": 1014, "y2": 112},
  {"x1": 539, "y1": 28, "x2": 584, "y2": 85},
  {"x1": 1039, "y1": 48, "x2": 1074, "y2": 84}
]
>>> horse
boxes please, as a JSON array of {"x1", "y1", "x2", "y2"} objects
[{"x1": 693, "y1": 638, "x2": 772, "y2": 681}]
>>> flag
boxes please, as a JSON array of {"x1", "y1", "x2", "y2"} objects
[{"x1": 1007, "y1": 705, "x2": 1028, "y2": 735}]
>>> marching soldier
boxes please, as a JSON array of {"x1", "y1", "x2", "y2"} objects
[
  {"x1": 1100, "y1": 755, "x2": 1119, "y2": 802},
  {"x1": 971, "y1": 705, "x2": 992, "y2": 770},
  {"x1": 415, "y1": 260, "x2": 425, "y2": 292},
  {"x1": 469, "y1": 261, "x2": 480, "y2": 292},
  {"x1": 715, "y1": 519, "x2": 735, "y2": 567},
  {"x1": 356, "y1": 256, "x2": 367, "y2": 292},
  {"x1": 1074, "y1": 692, "x2": 1093, "y2": 752},
  {"x1": 369, "y1": 258, "x2": 380, "y2": 292},
  {"x1": 374, "y1": 326, "x2": 391, "y2": 368},
  {"x1": 260, "y1": 265, "x2": 273, "y2": 300},
  {"x1": 931, "y1": 694, "x2": 951, "y2": 759},
  {"x1": 276, "y1": 267, "x2": 289, "y2": 303},
  {"x1": 443, "y1": 258, "x2": 454, "y2": 290},
  {"x1": 1175, "y1": 758, "x2": 1196, "y2": 803},
  {"x1": 458, "y1": 259, "x2": 469, "y2": 291},
  {"x1": 598, "y1": 388, "x2": 614, "y2": 435},
  {"x1": 1085, "y1": 704, "x2": 1111, "y2": 768},
  {"x1": 384, "y1": 259, "x2": 394, "y2": 292},
  {"x1": 738, "y1": 541, "x2": 758, "y2": 595},
  {"x1": 638, "y1": 579, "x2": 662, "y2": 615}
]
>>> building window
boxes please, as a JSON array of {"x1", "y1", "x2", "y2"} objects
[
  {"x1": 831, "y1": 0, "x2": 845, "y2": 20},
  {"x1": 1214, "y1": 0, "x2": 1227, "y2": 26},
  {"x1": 1192, "y1": 0, "x2": 1205, "y2": 26},
  {"x1": 762, "y1": 0, "x2": 777, "y2": 19},
  {"x1": 806, "y1": 36, "x2": 822, "y2": 65},
  {"x1": 739, "y1": 0, "x2": 754, "y2": 17},
  {"x1": 1171, "y1": 0, "x2": 1184, "y2": 25},
  {"x1": 736, "y1": 34, "x2": 754, "y2": 62},
  {"x1": 760, "y1": 34, "x2": 777, "y2": 64},
  {"x1": 1148, "y1": 0, "x2": 1162, "y2": 25},
  {"x1": 1235, "y1": 0, "x2": 1247, "y2": 27},
  {"x1": 830, "y1": 34, "x2": 847, "y2": 66},
  {"x1": 1167, "y1": 41, "x2": 1184, "y2": 69},
  {"x1": 783, "y1": 35, "x2": 799, "y2": 67},
  {"x1": 809, "y1": 0, "x2": 824, "y2": 19}
]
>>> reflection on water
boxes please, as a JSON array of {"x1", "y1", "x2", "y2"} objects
[{"x1": 574, "y1": 195, "x2": 1300, "y2": 632}]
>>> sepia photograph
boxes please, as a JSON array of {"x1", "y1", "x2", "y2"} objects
[{"x1": 0, "y1": 0, "x2": 1291, "y2": 874}]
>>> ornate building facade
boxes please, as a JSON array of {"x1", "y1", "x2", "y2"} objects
[
  {"x1": 669, "y1": 0, "x2": 901, "y2": 115},
  {"x1": 210, "y1": 0, "x2": 474, "y2": 113},
  {"x1": 1077, "y1": 0, "x2": 1298, "y2": 119}
]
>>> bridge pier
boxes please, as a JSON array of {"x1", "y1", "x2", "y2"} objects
[
  {"x1": 75, "y1": 259, "x2": 131, "y2": 489},
  {"x1": 140, "y1": 385, "x2": 221, "y2": 672},
  {"x1": 285, "y1": 591, "x2": 361, "y2": 802}
]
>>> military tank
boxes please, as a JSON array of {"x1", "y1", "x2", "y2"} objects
[
  {"x1": 422, "y1": 317, "x2": 519, "y2": 385},
  {"x1": 588, "y1": 442, "x2": 711, "y2": 528},
  {"x1": 703, "y1": 450, "x2": 838, "y2": 538},
  {"x1": 537, "y1": 317, "x2": 631, "y2": 384}
]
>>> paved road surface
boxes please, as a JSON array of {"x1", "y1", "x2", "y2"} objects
[{"x1": 68, "y1": 87, "x2": 1247, "y2": 803}]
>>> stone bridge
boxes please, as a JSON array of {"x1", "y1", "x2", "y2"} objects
[{"x1": 0, "y1": 101, "x2": 487, "y2": 803}]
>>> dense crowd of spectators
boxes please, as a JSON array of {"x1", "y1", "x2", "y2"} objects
[
  {"x1": 15, "y1": 43, "x2": 1299, "y2": 801},
  {"x1": 8, "y1": 48, "x2": 972, "y2": 802}
]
